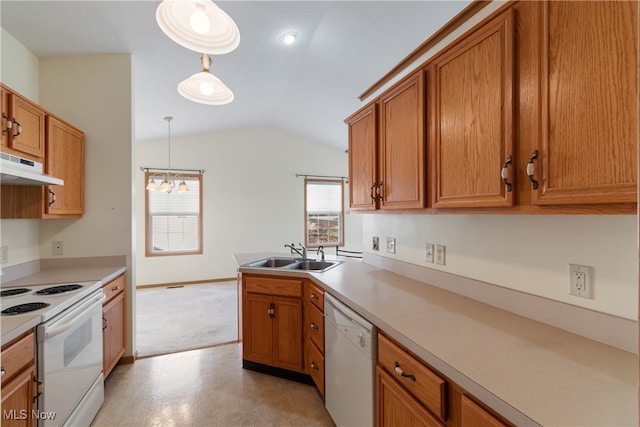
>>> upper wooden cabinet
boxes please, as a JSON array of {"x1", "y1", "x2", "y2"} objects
[
  {"x1": 45, "y1": 116, "x2": 84, "y2": 216},
  {"x1": 0, "y1": 85, "x2": 46, "y2": 159},
  {"x1": 346, "y1": 72, "x2": 426, "y2": 211},
  {"x1": 347, "y1": 103, "x2": 377, "y2": 211},
  {"x1": 1, "y1": 114, "x2": 84, "y2": 219},
  {"x1": 429, "y1": 9, "x2": 515, "y2": 208},
  {"x1": 526, "y1": 1, "x2": 638, "y2": 206},
  {"x1": 379, "y1": 72, "x2": 426, "y2": 210}
]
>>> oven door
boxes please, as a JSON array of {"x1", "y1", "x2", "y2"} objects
[{"x1": 37, "y1": 290, "x2": 104, "y2": 427}]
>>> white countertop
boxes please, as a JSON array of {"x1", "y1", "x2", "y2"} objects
[{"x1": 236, "y1": 253, "x2": 637, "y2": 427}]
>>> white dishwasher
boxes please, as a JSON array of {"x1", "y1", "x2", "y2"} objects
[{"x1": 324, "y1": 293, "x2": 376, "y2": 427}]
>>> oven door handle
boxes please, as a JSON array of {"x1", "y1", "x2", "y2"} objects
[{"x1": 44, "y1": 292, "x2": 106, "y2": 339}]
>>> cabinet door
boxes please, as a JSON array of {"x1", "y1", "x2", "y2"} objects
[
  {"x1": 103, "y1": 291, "x2": 125, "y2": 379},
  {"x1": 0, "y1": 364, "x2": 36, "y2": 427},
  {"x1": 379, "y1": 72, "x2": 426, "y2": 210},
  {"x1": 460, "y1": 395, "x2": 508, "y2": 427},
  {"x1": 430, "y1": 9, "x2": 515, "y2": 208},
  {"x1": 347, "y1": 103, "x2": 378, "y2": 211},
  {"x1": 530, "y1": 1, "x2": 637, "y2": 205},
  {"x1": 45, "y1": 116, "x2": 84, "y2": 216},
  {"x1": 273, "y1": 296, "x2": 303, "y2": 372},
  {"x1": 8, "y1": 93, "x2": 45, "y2": 158},
  {"x1": 242, "y1": 293, "x2": 274, "y2": 365},
  {"x1": 1, "y1": 87, "x2": 9, "y2": 148},
  {"x1": 376, "y1": 367, "x2": 444, "y2": 427}
]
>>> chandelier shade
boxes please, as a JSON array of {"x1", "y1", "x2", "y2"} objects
[
  {"x1": 178, "y1": 53, "x2": 234, "y2": 105},
  {"x1": 156, "y1": 0, "x2": 240, "y2": 54}
]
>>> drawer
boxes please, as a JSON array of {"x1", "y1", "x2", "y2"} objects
[
  {"x1": 245, "y1": 275, "x2": 302, "y2": 297},
  {"x1": 307, "y1": 340, "x2": 325, "y2": 397},
  {"x1": 102, "y1": 274, "x2": 125, "y2": 305},
  {"x1": 461, "y1": 394, "x2": 509, "y2": 427},
  {"x1": 306, "y1": 303, "x2": 324, "y2": 353},
  {"x1": 304, "y1": 281, "x2": 324, "y2": 311},
  {"x1": 378, "y1": 333, "x2": 447, "y2": 422},
  {"x1": 1, "y1": 331, "x2": 35, "y2": 385}
]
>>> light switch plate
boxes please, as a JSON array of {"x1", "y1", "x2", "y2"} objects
[
  {"x1": 435, "y1": 244, "x2": 445, "y2": 265},
  {"x1": 372, "y1": 236, "x2": 379, "y2": 251},
  {"x1": 425, "y1": 243, "x2": 434, "y2": 263},
  {"x1": 385, "y1": 237, "x2": 396, "y2": 254}
]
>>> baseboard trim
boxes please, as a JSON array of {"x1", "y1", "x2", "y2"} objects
[
  {"x1": 136, "y1": 277, "x2": 236, "y2": 289},
  {"x1": 119, "y1": 355, "x2": 135, "y2": 365}
]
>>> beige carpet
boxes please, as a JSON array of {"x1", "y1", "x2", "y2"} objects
[{"x1": 136, "y1": 281, "x2": 238, "y2": 357}]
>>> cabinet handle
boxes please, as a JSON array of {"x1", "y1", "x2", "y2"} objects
[
  {"x1": 310, "y1": 361, "x2": 319, "y2": 370},
  {"x1": 102, "y1": 316, "x2": 108, "y2": 330},
  {"x1": 48, "y1": 189, "x2": 56, "y2": 207},
  {"x1": 370, "y1": 184, "x2": 376, "y2": 202},
  {"x1": 11, "y1": 118, "x2": 21, "y2": 140},
  {"x1": 33, "y1": 378, "x2": 43, "y2": 403},
  {"x1": 268, "y1": 302, "x2": 275, "y2": 319},
  {"x1": 526, "y1": 149, "x2": 540, "y2": 190},
  {"x1": 310, "y1": 293, "x2": 318, "y2": 300},
  {"x1": 111, "y1": 286, "x2": 120, "y2": 292},
  {"x1": 1, "y1": 367, "x2": 5, "y2": 376},
  {"x1": 1, "y1": 113, "x2": 12, "y2": 135},
  {"x1": 310, "y1": 322, "x2": 318, "y2": 330},
  {"x1": 501, "y1": 155, "x2": 513, "y2": 192},
  {"x1": 393, "y1": 361, "x2": 416, "y2": 381},
  {"x1": 376, "y1": 182, "x2": 384, "y2": 202}
]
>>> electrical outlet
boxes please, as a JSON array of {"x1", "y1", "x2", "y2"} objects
[
  {"x1": 435, "y1": 244, "x2": 446, "y2": 265},
  {"x1": 0, "y1": 246, "x2": 8, "y2": 264},
  {"x1": 372, "y1": 236, "x2": 379, "y2": 251},
  {"x1": 569, "y1": 264, "x2": 593, "y2": 298},
  {"x1": 425, "y1": 243, "x2": 434, "y2": 263},
  {"x1": 53, "y1": 240, "x2": 64, "y2": 256},
  {"x1": 385, "y1": 237, "x2": 396, "y2": 254}
]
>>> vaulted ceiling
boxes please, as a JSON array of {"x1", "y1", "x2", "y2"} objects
[{"x1": 1, "y1": 1, "x2": 471, "y2": 150}]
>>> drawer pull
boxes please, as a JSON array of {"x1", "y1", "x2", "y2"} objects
[
  {"x1": 111, "y1": 286, "x2": 120, "y2": 292},
  {"x1": 310, "y1": 293, "x2": 319, "y2": 300},
  {"x1": 310, "y1": 361, "x2": 319, "y2": 370},
  {"x1": 102, "y1": 316, "x2": 108, "y2": 330},
  {"x1": 310, "y1": 322, "x2": 318, "y2": 330},
  {"x1": 1, "y1": 367, "x2": 5, "y2": 376},
  {"x1": 394, "y1": 361, "x2": 416, "y2": 381}
]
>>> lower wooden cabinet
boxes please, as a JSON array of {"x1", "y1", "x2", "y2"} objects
[
  {"x1": 460, "y1": 395, "x2": 508, "y2": 427},
  {"x1": 102, "y1": 274, "x2": 125, "y2": 378},
  {"x1": 242, "y1": 275, "x2": 304, "y2": 372},
  {"x1": 1, "y1": 331, "x2": 37, "y2": 427},
  {"x1": 377, "y1": 366, "x2": 444, "y2": 427},
  {"x1": 304, "y1": 280, "x2": 325, "y2": 396}
]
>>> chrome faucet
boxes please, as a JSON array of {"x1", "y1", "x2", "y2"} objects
[
  {"x1": 285, "y1": 243, "x2": 307, "y2": 260},
  {"x1": 317, "y1": 246, "x2": 325, "y2": 261}
]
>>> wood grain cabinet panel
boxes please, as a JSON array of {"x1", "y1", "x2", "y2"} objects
[
  {"x1": 1, "y1": 331, "x2": 36, "y2": 427},
  {"x1": 379, "y1": 72, "x2": 426, "y2": 210},
  {"x1": 7, "y1": 91, "x2": 45, "y2": 158},
  {"x1": 347, "y1": 103, "x2": 378, "y2": 211},
  {"x1": 429, "y1": 8, "x2": 515, "y2": 208},
  {"x1": 242, "y1": 275, "x2": 304, "y2": 373},
  {"x1": 376, "y1": 366, "x2": 444, "y2": 427},
  {"x1": 460, "y1": 394, "x2": 508, "y2": 427},
  {"x1": 529, "y1": 1, "x2": 638, "y2": 205},
  {"x1": 1, "y1": 86, "x2": 9, "y2": 148},
  {"x1": 102, "y1": 274, "x2": 126, "y2": 379}
]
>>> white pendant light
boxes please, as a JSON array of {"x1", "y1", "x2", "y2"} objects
[
  {"x1": 178, "y1": 53, "x2": 234, "y2": 105},
  {"x1": 156, "y1": 0, "x2": 240, "y2": 54}
]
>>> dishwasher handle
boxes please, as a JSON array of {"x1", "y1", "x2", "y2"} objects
[{"x1": 324, "y1": 294, "x2": 372, "y2": 332}]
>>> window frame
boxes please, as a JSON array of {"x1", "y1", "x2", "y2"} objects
[
  {"x1": 304, "y1": 178, "x2": 345, "y2": 248},
  {"x1": 145, "y1": 172, "x2": 203, "y2": 257}
]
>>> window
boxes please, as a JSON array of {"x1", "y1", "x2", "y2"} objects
[
  {"x1": 304, "y1": 178, "x2": 344, "y2": 248},
  {"x1": 145, "y1": 173, "x2": 203, "y2": 256}
]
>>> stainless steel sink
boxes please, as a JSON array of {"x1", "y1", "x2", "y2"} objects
[
  {"x1": 242, "y1": 257, "x2": 342, "y2": 272},
  {"x1": 284, "y1": 260, "x2": 339, "y2": 272},
  {"x1": 245, "y1": 257, "x2": 297, "y2": 268}
]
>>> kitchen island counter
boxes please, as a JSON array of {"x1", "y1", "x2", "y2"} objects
[{"x1": 235, "y1": 253, "x2": 637, "y2": 426}]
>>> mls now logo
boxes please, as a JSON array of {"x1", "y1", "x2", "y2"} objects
[{"x1": 3, "y1": 409, "x2": 56, "y2": 421}]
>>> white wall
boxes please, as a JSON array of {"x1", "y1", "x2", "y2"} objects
[
  {"x1": 135, "y1": 125, "x2": 362, "y2": 285},
  {"x1": 363, "y1": 214, "x2": 637, "y2": 320}
]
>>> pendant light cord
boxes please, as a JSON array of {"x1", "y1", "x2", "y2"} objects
[{"x1": 164, "y1": 116, "x2": 173, "y2": 181}]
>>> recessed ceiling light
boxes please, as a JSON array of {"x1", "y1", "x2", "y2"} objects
[{"x1": 279, "y1": 31, "x2": 299, "y2": 45}]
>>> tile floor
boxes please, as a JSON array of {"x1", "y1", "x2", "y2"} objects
[{"x1": 91, "y1": 343, "x2": 335, "y2": 427}]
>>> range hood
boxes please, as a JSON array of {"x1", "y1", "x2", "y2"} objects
[{"x1": 0, "y1": 152, "x2": 64, "y2": 186}]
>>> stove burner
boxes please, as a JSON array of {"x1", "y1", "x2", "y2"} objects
[
  {"x1": 0, "y1": 288, "x2": 32, "y2": 297},
  {"x1": 35, "y1": 284, "x2": 83, "y2": 295},
  {"x1": 2, "y1": 302, "x2": 51, "y2": 315}
]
